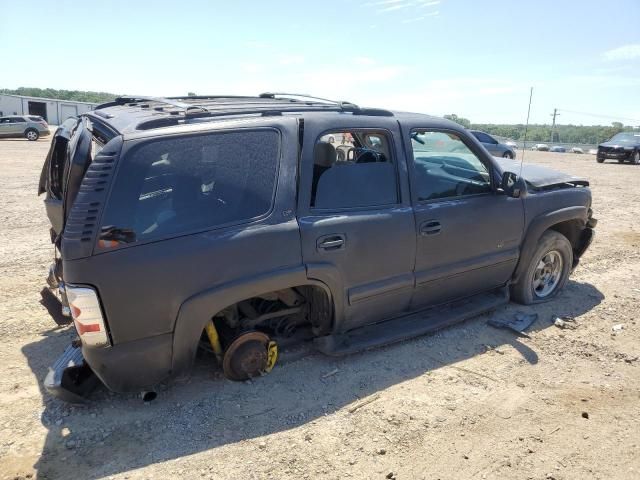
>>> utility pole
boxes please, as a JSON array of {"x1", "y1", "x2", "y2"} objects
[{"x1": 550, "y1": 108, "x2": 560, "y2": 143}]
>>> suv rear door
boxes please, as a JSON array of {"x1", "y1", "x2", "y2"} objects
[{"x1": 298, "y1": 116, "x2": 416, "y2": 333}]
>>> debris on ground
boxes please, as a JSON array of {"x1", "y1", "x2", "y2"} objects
[
  {"x1": 552, "y1": 315, "x2": 579, "y2": 329},
  {"x1": 612, "y1": 324, "x2": 624, "y2": 333},
  {"x1": 321, "y1": 368, "x2": 339, "y2": 379},
  {"x1": 488, "y1": 312, "x2": 538, "y2": 334},
  {"x1": 348, "y1": 394, "x2": 380, "y2": 414}
]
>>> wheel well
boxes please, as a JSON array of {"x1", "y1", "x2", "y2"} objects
[
  {"x1": 210, "y1": 285, "x2": 333, "y2": 340},
  {"x1": 548, "y1": 219, "x2": 582, "y2": 251}
]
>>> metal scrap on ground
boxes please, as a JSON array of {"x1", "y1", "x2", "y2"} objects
[{"x1": 488, "y1": 312, "x2": 538, "y2": 335}]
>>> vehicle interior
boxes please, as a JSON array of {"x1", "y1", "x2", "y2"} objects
[
  {"x1": 410, "y1": 130, "x2": 492, "y2": 201},
  {"x1": 311, "y1": 129, "x2": 397, "y2": 208}
]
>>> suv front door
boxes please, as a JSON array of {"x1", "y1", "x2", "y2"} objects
[
  {"x1": 298, "y1": 117, "x2": 416, "y2": 333},
  {"x1": 402, "y1": 126, "x2": 524, "y2": 308}
]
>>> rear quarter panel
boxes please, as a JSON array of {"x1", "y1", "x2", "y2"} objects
[{"x1": 63, "y1": 118, "x2": 302, "y2": 344}]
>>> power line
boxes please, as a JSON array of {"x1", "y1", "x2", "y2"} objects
[{"x1": 557, "y1": 109, "x2": 640, "y2": 123}]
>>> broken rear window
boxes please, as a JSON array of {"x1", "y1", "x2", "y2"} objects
[{"x1": 100, "y1": 129, "x2": 280, "y2": 245}]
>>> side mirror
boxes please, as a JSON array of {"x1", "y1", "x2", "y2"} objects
[{"x1": 501, "y1": 171, "x2": 525, "y2": 198}]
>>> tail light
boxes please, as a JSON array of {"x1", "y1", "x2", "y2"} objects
[{"x1": 66, "y1": 285, "x2": 110, "y2": 347}]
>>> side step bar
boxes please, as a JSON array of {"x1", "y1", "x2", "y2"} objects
[
  {"x1": 314, "y1": 287, "x2": 508, "y2": 356},
  {"x1": 44, "y1": 344, "x2": 100, "y2": 403}
]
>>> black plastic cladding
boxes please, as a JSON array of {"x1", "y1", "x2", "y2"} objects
[{"x1": 62, "y1": 137, "x2": 123, "y2": 260}]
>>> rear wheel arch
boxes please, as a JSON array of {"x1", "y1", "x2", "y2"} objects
[{"x1": 170, "y1": 267, "x2": 336, "y2": 377}]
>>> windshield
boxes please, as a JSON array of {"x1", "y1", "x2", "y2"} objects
[{"x1": 609, "y1": 132, "x2": 640, "y2": 143}]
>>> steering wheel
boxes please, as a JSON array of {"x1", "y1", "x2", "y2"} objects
[{"x1": 355, "y1": 148, "x2": 381, "y2": 163}]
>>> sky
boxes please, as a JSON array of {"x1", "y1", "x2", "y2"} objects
[{"x1": 1, "y1": 0, "x2": 639, "y2": 125}]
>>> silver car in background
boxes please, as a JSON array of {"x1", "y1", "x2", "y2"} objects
[
  {"x1": 0, "y1": 115, "x2": 50, "y2": 141},
  {"x1": 470, "y1": 130, "x2": 516, "y2": 159}
]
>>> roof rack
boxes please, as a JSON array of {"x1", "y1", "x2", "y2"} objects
[
  {"x1": 95, "y1": 95, "x2": 209, "y2": 113},
  {"x1": 95, "y1": 94, "x2": 394, "y2": 130}
]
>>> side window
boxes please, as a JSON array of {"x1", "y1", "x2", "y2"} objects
[
  {"x1": 410, "y1": 130, "x2": 492, "y2": 202},
  {"x1": 311, "y1": 129, "x2": 398, "y2": 209},
  {"x1": 101, "y1": 130, "x2": 279, "y2": 244},
  {"x1": 12, "y1": 117, "x2": 26, "y2": 123},
  {"x1": 473, "y1": 131, "x2": 491, "y2": 143}
]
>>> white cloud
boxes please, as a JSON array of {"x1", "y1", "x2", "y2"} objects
[
  {"x1": 354, "y1": 56, "x2": 377, "y2": 65},
  {"x1": 278, "y1": 55, "x2": 305, "y2": 66},
  {"x1": 603, "y1": 44, "x2": 640, "y2": 61},
  {"x1": 366, "y1": 0, "x2": 441, "y2": 14}
]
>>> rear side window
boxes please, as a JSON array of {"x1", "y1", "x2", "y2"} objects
[
  {"x1": 28, "y1": 116, "x2": 43, "y2": 122},
  {"x1": 311, "y1": 129, "x2": 398, "y2": 209},
  {"x1": 101, "y1": 130, "x2": 279, "y2": 244}
]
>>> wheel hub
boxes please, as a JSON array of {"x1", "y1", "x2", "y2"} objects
[
  {"x1": 222, "y1": 331, "x2": 273, "y2": 381},
  {"x1": 532, "y1": 250, "x2": 563, "y2": 298}
]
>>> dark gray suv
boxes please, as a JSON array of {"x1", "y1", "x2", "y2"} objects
[{"x1": 38, "y1": 94, "x2": 596, "y2": 402}]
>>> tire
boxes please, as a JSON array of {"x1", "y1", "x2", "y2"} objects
[
  {"x1": 596, "y1": 157, "x2": 604, "y2": 163},
  {"x1": 24, "y1": 129, "x2": 39, "y2": 141},
  {"x1": 502, "y1": 151, "x2": 514, "y2": 159},
  {"x1": 632, "y1": 151, "x2": 640, "y2": 165},
  {"x1": 511, "y1": 230, "x2": 573, "y2": 305}
]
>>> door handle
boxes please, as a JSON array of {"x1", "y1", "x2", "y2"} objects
[
  {"x1": 420, "y1": 220, "x2": 441, "y2": 236},
  {"x1": 317, "y1": 234, "x2": 346, "y2": 251}
]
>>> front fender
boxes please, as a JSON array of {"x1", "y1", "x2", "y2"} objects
[{"x1": 512, "y1": 206, "x2": 588, "y2": 283}]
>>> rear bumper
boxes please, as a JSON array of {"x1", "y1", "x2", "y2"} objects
[
  {"x1": 44, "y1": 334, "x2": 173, "y2": 401},
  {"x1": 44, "y1": 344, "x2": 100, "y2": 403},
  {"x1": 82, "y1": 333, "x2": 174, "y2": 393}
]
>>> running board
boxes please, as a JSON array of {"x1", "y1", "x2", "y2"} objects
[{"x1": 314, "y1": 287, "x2": 509, "y2": 356}]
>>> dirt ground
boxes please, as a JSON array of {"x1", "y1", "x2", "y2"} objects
[{"x1": 0, "y1": 137, "x2": 639, "y2": 480}]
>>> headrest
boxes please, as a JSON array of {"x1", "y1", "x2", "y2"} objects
[{"x1": 314, "y1": 141, "x2": 336, "y2": 168}]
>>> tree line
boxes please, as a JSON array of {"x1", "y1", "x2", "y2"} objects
[
  {"x1": 0, "y1": 87, "x2": 118, "y2": 104},
  {"x1": 444, "y1": 114, "x2": 638, "y2": 145}
]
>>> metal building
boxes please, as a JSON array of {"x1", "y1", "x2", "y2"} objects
[{"x1": 0, "y1": 94, "x2": 97, "y2": 125}]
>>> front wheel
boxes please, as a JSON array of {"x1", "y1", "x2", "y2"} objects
[
  {"x1": 632, "y1": 151, "x2": 640, "y2": 165},
  {"x1": 502, "y1": 151, "x2": 514, "y2": 159},
  {"x1": 596, "y1": 157, "x2": 604, "y2": 163},
  {"x1": 511, "y1": 230, "x2": 573, "y2": 305},
  {"x1": 25, "y1": 129, "x2": 39, "y2": 141}
]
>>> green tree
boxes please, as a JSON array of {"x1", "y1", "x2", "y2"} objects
[
  {"x1": 0, "y1": 87, "x2": 118, "y2": 103},
  {"x1": 443, "y1": 114, "x2": 471, "y2": 129}
]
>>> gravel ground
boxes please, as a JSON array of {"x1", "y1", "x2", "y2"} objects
[{"x1": 0, "y1": 138, "x2": 639, "y2": 480}]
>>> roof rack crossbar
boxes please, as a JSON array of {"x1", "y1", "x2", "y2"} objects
[{"x1": 259, "y1": 92, "x2": 359, "y2": 109}]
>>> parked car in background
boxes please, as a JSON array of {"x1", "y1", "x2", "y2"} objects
[
  {"x1": 550, "y1": 146, "x2": 566, "y2": 153},
  {"x1": 597, "y1": 132, "x2": 640, "y2": 164},
  {"x1": 0, "y1": 115, "x2": 50, "y2": 141},
  {"x1": 571, "y1": 147, "x2": 584, "y2": 154},
  {"x1": 469, "y1": 130, "x2": 516, "y2": 159},
  {"x1": 531, "y1": 144, "x2": 550, "y2": 151}
]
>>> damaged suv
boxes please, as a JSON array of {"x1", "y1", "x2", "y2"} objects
[{"x1": 38, "y1": 94, "x2": 596, "y2": 402}]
